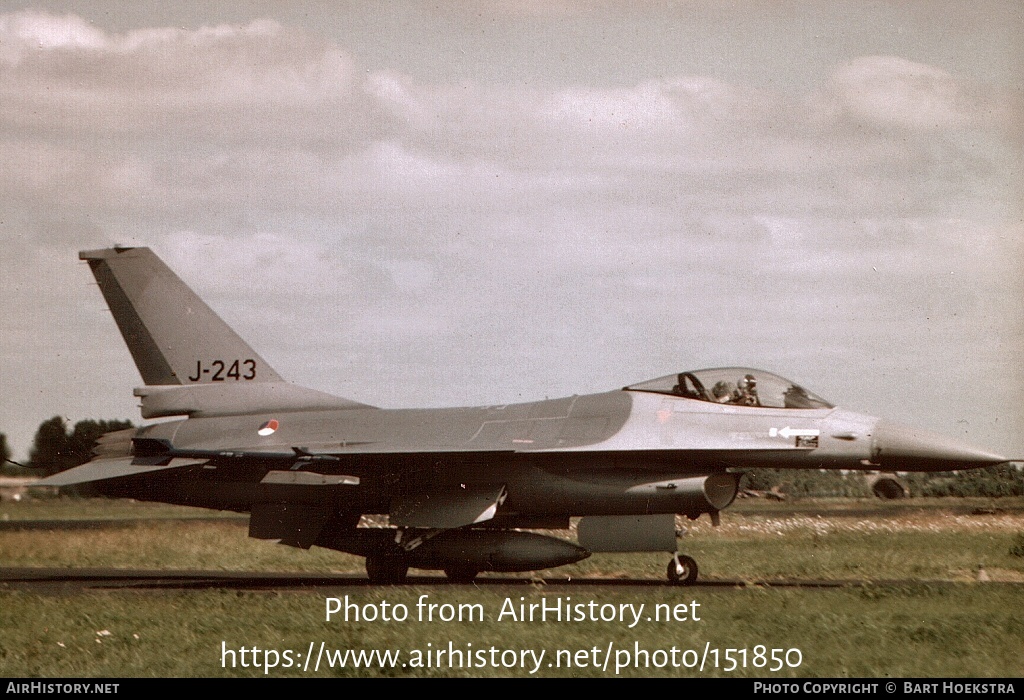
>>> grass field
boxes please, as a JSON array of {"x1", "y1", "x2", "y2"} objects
[{"x1": 1, "y1": 496, "x2": 1023, "y2": 677}]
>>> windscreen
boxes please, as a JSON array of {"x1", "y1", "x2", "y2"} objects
[{"x1": 626, "y1": 368, "x2": 833, "y2": 409}]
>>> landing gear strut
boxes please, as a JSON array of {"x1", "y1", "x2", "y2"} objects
[{"x1": 667, "y1": 553, "x2": 698, "y2": 585}]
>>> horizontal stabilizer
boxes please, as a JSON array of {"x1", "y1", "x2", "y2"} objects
[
  {"x1": 37, "y1": 457, "x2": 208, "y2": 487},
  {"x1": 390, "y1": 484, "x2": 507, "y2": 528}
]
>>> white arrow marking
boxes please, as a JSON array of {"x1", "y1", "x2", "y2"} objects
[{"x1": 769, "y1": 427, "x2": 821, "y2": 439}]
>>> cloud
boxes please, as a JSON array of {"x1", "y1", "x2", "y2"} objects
[
  {"x1": 0, "y1": 12, "x2": 363, "y2": 145},
  {"x1": 0, "y1": 11, "x2": 1020, "y2": 457},
  {"x1": 1, "y1": 11, "x2": 1016, "y2": 223},
  {"x1": 0, "y1": 10, "x2": 107, "y2": 52},
  {"x1": 827, "y1": 55, "x2": 989, "y2": 132}
]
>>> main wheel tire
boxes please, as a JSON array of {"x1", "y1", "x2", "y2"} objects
[
  {"x1": 667, "y1": 555, "x2": 698, "y2": 585},
  {"x1": 444, "y1": 566, "x2": 480, "y2": 584},
  {"x1": 365, "y1": 556, "x2": 409, "y2": 585}
]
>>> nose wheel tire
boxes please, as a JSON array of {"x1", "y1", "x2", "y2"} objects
[
  {"x1": 365, "y1": 556, "x2": 409, "y2": 585},
  {"x1": 667, "y1": 555, "x2": 698, "y2": 585}
]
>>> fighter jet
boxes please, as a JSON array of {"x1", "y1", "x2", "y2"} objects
[{"x1": 41, "y1": 247, "x2": 1010, "y2": 584}]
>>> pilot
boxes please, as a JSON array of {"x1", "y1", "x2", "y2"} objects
[
  {"x1": 735, "y1": 374, "x2": 761, "y2": 406},
  {"x1": 711, "y1": 380, "x2": 735, "y2": 403}
]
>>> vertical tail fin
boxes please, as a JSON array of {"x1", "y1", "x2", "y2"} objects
[{"x1": 80, "y1": 247, "x2": 284, "y2": 386}]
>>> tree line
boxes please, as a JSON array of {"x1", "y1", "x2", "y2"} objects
[{"x1": 742, "y1": 465, "x2": 1024, "y2": 499}]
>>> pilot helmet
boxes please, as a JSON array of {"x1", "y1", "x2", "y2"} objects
[{"x1": 738, "y1": 374, "x2": 757, "y2": 391}]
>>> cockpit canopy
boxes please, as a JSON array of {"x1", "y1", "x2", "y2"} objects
[{"x1": 625, "y1": 368, "x2": 833, "y2": 409}]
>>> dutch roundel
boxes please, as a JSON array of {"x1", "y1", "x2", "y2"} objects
[{"x1": 257, "y1": 419, "x2": 279, "y2": 437}]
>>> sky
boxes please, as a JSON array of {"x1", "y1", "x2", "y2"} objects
[{"x1": 0, "y1": 1, "x2": 1021, "y2": 460}]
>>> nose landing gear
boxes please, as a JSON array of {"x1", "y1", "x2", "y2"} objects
[{"x1": 667, "y1": 553, "x2": 698, "y2": 585}]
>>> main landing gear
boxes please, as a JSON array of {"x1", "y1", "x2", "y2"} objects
[
  {"x1": 667, "y1": 553, "x2": 698, "y2": 585},
  {"x1": 365, "y1": 556, "x2": 409, "y2": 585}
]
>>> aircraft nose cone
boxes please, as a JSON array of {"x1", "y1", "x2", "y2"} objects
[{"x1": 873, "y1": 420, "x2": 1007, "y2": 472}]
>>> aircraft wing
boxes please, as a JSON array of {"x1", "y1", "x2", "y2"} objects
[{"x1": 36, "y1": 456, "x2": 210, "y2": 487}]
